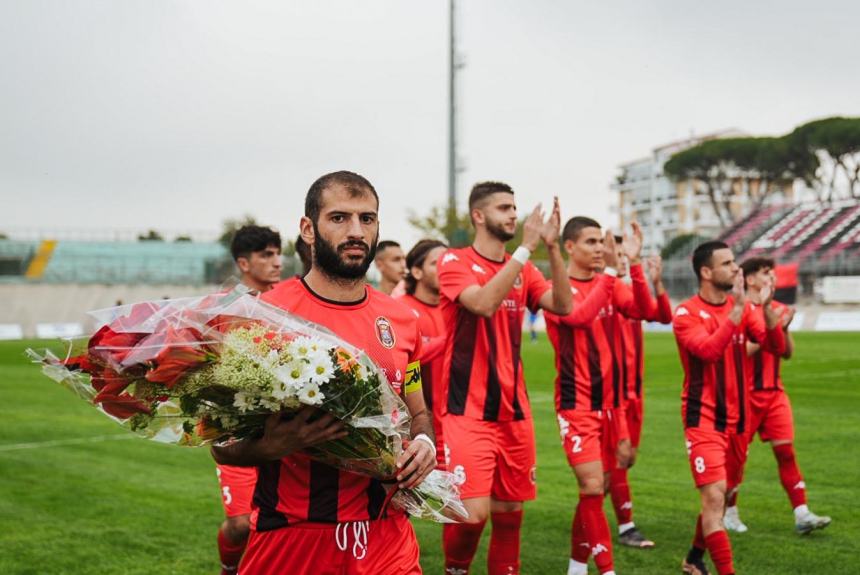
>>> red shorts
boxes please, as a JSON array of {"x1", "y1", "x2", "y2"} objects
[
  {"x1": 625, "y1": 397, "x2": 644, "y2": 449},
  {"x1": 684, "y1": 428, "x2": 748, "y2": 488},
  {"x1": 442, "y1": 414, "x2": 536, "y2": 501},
  {"x1": 216, "y1": 464, "x2": 258, "y2": 517},
  {"x1": 556, "y1": 408, "x2": 629, "y2": 471},
  {"x1": 748, "y1": 390, "x2": 795, "y2": 442},
  {"x1": 239, "y1": 513, "x2": 420, "y2": 575}
]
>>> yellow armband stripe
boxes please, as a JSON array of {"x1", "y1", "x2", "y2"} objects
[{"x1": 404, "y1": 360, "x2": 423, "y2": 394}]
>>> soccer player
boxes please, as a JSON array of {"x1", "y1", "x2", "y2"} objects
[
  {"x1": 607, "y1": 245, "x2": 672, "y2": 549},
  {"x1": 215, "y1": 225, "x2": 283, "y2": 575},
  {"x1": 543, "y1": 217, "x2": 649, "y2": 575},
  {"x1": 674, "y1": 241, "x2": 786, "y2": 575},
  {"x1": 396, "y1": 238, "x2": 449, "y2": 466},
  {"x1": 375, "y1": 240, "x2": 407, "y2": 295},
  {"x1": 212, "y1": 171, "x2": 436, "y2": 575},
  {"x1": 438, "y1": 181, "x2": 573, "y2": 575},
  {"x1": 721, "y1": 256, "x2": 830, "y2": 535}
]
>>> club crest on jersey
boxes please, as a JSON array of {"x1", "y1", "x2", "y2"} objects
[
  {"x1": 513, "y1": 273, "x2": 523, "y2": 289},
  {"x1": 375, "y1": 316, "x2": 396, "y2": 349}
]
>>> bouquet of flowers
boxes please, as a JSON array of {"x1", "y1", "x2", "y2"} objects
[{"x1": 29, "y1": 288, "x2": 467, "y2": 523}]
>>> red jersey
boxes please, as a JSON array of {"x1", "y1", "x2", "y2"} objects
[
  {"x1": 673, "y1": 295, "x2": 786, "y2": 434},
  {"x1": 395, "y1": 294, "x2": 446, "y2": 417},
  {"x1": 437, "y1": 247, "x2": 548, "y2": 422},
  {"x1": 544, "y1": 273, "x2": 620, "y2": 412},
  {"x1": 608, "y1": 265, "x2": 656, "y2": 406},
  {"x1": 254, "y1": 277, "x2": 422, "y2": 528},
  {"x1": 747, "y1": 301, "x2": 790, "y2": 392}
]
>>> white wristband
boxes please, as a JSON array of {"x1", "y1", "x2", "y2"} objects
[
  {"x1": 512, "y1": 246, "x2": 531, "y2": 265},
  {"x1": 604, "y1": 266, "x2": 618, "y2": 277},
  {"x1": 412, "y1": 433, "x2": 436, "y2": 456}
]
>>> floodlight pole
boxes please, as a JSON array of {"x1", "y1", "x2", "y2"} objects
[{"x1": 447, "y1": 0, "x2": 459, "y2": 244}]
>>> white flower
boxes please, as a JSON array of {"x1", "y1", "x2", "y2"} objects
[
  {"x1": 298, "y1": 382, "x2": 325, "y2": 406},
  {"x1": 307, "y1": 354, "x2": 334, "y2": 385},
  {"x1": 274, "y1": 360, "x2": 309, "y2": 395},
  {"x1": 289, "y1": 336, "x2": 317, "y2": 358},
  {"x1": 233, "y1": 391, "x2": 253, "y2": 412}
]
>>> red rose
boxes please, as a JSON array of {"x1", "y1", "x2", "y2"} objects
[{"x1": 96, "y1": 392, "x2": 152, "y2": 420}]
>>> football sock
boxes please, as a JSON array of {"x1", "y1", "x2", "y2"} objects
[
  {"x1": 567, "y1": 558, "x2": 589, "y2": 575},
  {"x1": 609, "y1": 467, "x2": 634, "y2": 527},
  {"x1": 487, "y1": 510, "x2": 522, "y2": 575},
  {"x1": 704, "y1": 530, "x2": 735, "y2": 575},
  {"x1": 773, "y1": 443, "x2": 807, "y2": 509},
  {"x1": 570, "y1": 506, "x2": 590, "y2": 563},
  {"x1": 444, "y1": 520, "x2": 486, "y2": 573},
  {"x1": 578, "y1": 493, "x2": 614, "y2": 574},
  {"x1": 217, "y1": 528, "x2": 246, "y2": 574}
]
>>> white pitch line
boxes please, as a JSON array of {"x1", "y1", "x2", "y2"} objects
[{"x1": 0, "y1": 434, "x2": 136, "y2": 452}]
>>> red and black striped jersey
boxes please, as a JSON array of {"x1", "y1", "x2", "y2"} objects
[
  {"x1": 673, "y1": 294, "x2": 786, "y2": 434},
  {"x1": 253, "y1": 278, "x2": 422, "y2": 528},
  {"x1": 617, "y1": 282, "x2": 673, "y2": 401},
  {"x1": 437, "y1": 247, "x2": 548, "y2": 422},
  {"x1": 545, "y1": 269, "x2": 652, "y2": 412},
  {"x1": 395, "y1": 293, "x2": 446, "y2": 420},
  {"x1": 747, "y1": 301, "x2": 790, "y2": 392}
]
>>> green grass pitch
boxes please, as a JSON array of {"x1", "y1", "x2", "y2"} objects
[{"x1": 1, "y1": 333, "x2": 857, "y2": 574}]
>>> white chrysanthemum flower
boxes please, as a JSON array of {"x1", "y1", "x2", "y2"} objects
[
  {"x1": 274, "y1": 360, "x2": 309, "y2": 392},
  {"x1": 289, "y1": 336, "x2": 315, "y2": 358},
  {"x1": 307, "y1": 355, "x2": 334, "y2": 385},
  {"x1": 270, "y1": 379, "x2": 293, "y2": 401},
  {"x1": 298, "y1": 382, "x2": 325, "y2": 406}
]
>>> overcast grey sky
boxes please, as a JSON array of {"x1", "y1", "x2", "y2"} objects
[{"x1": 1, "y1": 1, "x2": 858, "y2": 245}]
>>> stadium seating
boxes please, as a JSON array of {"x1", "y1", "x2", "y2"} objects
[{"x1": 0, "y1": 239, "x2": 229, "y2": 285}]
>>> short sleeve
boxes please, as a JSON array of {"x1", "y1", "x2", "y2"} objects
[{"x1": 437, "y1": 250, "x2": 478, "y2": 303}]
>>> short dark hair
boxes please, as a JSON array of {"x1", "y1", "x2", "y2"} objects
[
  {"x1": 294, "y1": 234, "x2": 311, "y2": 276},
  {"x1": 468, "y1": 181, "x2": 514, "y2": 212},
  {"x1": 404, "y1": 239, "x2": 447, "y2": 295},
  {"x1": 692, "y1": 240, "x2": 730, "y2": 279},
  {"x1": 305, "y1": 171, "x2": 378, "y2": 224},
  {"x1": 376, "y1": 240, "x2": 401, "y2": 258},
  {"x1": 561, "y1": 216, "x2": 601, "y2": 243},
  {"x1": 230, "y1": 225, "x2": 281, "y2": 261},
  {"x1": 740, "y1": 256, "x2": 775, "y2": 285}
]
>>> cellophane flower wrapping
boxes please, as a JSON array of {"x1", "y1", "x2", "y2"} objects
[{"x1": 28, "y1": 287, "x2": 467, "y2": 523}]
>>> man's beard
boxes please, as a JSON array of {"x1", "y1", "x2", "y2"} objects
[
  {"x1": 486, "y1": 218, "x2": 515, "y2": 242},
  {"x1": 714, "y1": 277, "x2": 734, "y2": 292},
  {"x1": 313, "y1": 227, "x2": 378, "y2": 280}
]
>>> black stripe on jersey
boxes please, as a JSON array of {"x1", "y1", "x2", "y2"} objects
[
  {"x1": 586, "y1": 331, "x2": 604, "y2": 411},
  {"x1": 559, "y1": 325, "x2": 577, "y2": 409},
  {"x1": 685, "y1": 355, "x2": 704, "y2": 428},
  {"x1": 366, "y1": 478, "x2": 387, "y2": 520},
  {"x1": 422, "y1": 363, "x2": 433, "y2": 411},
  {"x1": 253, "y1": 460, "x2": 289, "y2": 531},
  {"x1": 753, "y1": 351, "x2": 764, "y2": 391},
  {"x1": 633, "y1": 324, "x2": 643, "y2": 398},
  {"x1": 603, "y1": 317, "x2": 621, "y2": 409},
  {"x1": 509, "y1": 308, "x2": 526, "y2": 421},
  {"x1": 733, "y1": 344, "x2": 746, "y2": 435},
  {"x1": 482, "y1": 318, "x2": 503, "y2": 421},
  {"x1": 307, "y1": 461, "x2": 339, "y2": 523},
  {"x1": 448, "y1": 310, "x2": 478, "y2": 415},
  {"x1": 714, "y1": 359, "x2": 727, "y2": 432},
  {"x1": 773, "y1": 356, "x2": 781, "y2": 390}
]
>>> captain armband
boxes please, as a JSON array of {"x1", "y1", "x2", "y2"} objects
[{"x1": 404, "y1": 360, "x2": 423, "y2": 394}]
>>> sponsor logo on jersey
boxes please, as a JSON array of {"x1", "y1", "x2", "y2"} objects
[
  {"x1": 375, "y1": 316, "x2": 396, "y2": 349},
  {"x1": 471, "y1": 263, "x2": 487, "y2": 275},
  {"x1": 676, "y1": 306, "x2": 689, "y2": 316},
  {"x1": 441, "y1": 252, "x2": 459, "y2": 264},
  {"x1": 699, "y1": 310, "x2": 711, "y2": 320}
]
